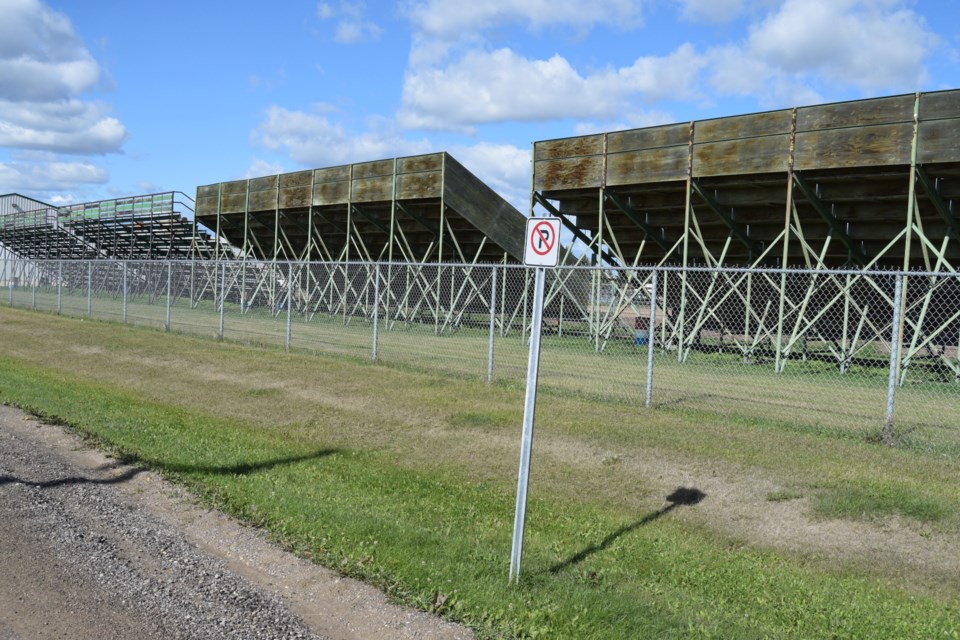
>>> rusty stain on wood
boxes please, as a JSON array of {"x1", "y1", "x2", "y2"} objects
[
  {"x1": 534, "y1": 135, "x2": 603, "y2": 161},
  {"x1": 695, "y1": 110, "x2": 793, "y2": 144},
  {"x1": 534, "y1": 156, "x2": 602, "y2": 191}
]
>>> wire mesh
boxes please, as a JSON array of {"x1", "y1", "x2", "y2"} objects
[{"x1": 1, "y1": 255, "x2": 958, "y2": 456}]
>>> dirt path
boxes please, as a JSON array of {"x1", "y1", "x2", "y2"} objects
[{"x1": 0, "y1": 405, "x2": 472, "y2": 640}]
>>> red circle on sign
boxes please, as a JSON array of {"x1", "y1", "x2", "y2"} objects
[{"x1": 530, "y1": 220, "x2": 555, "y2": 256}]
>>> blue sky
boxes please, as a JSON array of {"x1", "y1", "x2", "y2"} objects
[{"x1": 1, "y1": 0, "x2": 957, "y2": 214}]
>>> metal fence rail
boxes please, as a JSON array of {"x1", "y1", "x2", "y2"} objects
[{"x1": 3, "y1": 256, "x2": 958, "y2": 456}]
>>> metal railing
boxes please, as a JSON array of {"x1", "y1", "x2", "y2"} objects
[{"x1": 3, "y1": 256, "x2": 958, "y2": 456}]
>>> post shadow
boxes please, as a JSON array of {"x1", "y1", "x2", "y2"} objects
[{"x1": 548, "y1": 487, "x2": 706, "y2": 575}]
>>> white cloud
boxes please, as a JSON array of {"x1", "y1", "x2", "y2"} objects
[
  {"x1": 399, "y1": 45, "x2": 705, "y2": 131},
  {"x1": 0, "y1": 0, "x2": 102, "y2": 102},
  {"x1": 450, "y1": 142, "x2": 531, "y2": 212},
  {"x1": 0, "y1": 0, "x2": 126, "y2": 195},
  {"x1": 243, "y1": 158, "x2": 288, "y2": 179},
  {"x1": 403, "y1": 0, "x2": 643, "y2": 38},
  {"x1": 0, "y1": 99, "x2": 127, "y2": 154},
  {"x1": 677, "y1": 0, "x2": 746, "y2": 24},
  {"x1": 706, "y1": 0, "x2": 934, "y2": 100},
  {"x1": 0, "y1": 160, "x2": 108, "y2": 192},
  {"x1": 251, "y1": 105, "x2": 432, "y2": 167},
  {"x1": 318, "y1": 1, "x2": 384, "y2": 44}
]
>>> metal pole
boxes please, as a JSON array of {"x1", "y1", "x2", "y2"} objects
[
  {"x1": 57, "y1": 260, "x2": 62, "y2": 315},
  {"x1": 509, "y1": 266, "x2": 547, "y2": 584},
  {"x1": 883, "y1": 275, "x2": 904, "y2": 444},
  {"x1": 286, "y1": 262, "x2": 293, "y2": 351},
  {"x1": 31, "y1": 267, "x2": 36, "y2": 310},
  {"x1": 371, "y1": 263, "x2": 380, "y2": 361},
  {"x1": 122, "y1": 261, "x2": 128, "y2": 323},
  {"x1": 645, "y1": 270, "x2": 658, "y2": 408},
  {"x1": 87, "y1": 261, "x2": 92, "y2": 317},
  {"x1": 165, "y1": 262, "x2": 172, "y2": 331},
  {"x1": 218, "y1": 262, "x2": 225, "y2": 340},
  {"x1": 487, "y1": 266, "x2": 498, "y2": 383}
]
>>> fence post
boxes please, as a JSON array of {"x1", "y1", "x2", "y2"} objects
[
  {"x1": 122, "y1": 261, "x2": 128, "y2": 323},
  {"x1": 87, "y1": 261, "x2": 93, "y2": 317},
  {"x1": 883, "y1": 275, "x2": 904, "y2": 444},
  {"x1": 487, "y1": 265, "x2": 498, "y2": 383},
  {"x1": 5, "y1": 254, "x2": 10, "y2": 306},
  {"x1": 371, "y1": 263, "x2": 380, "y2": 361},
  {"x1": 218, "y1": 261, "x2": 225, "y2": 340},
  {"x1": 645, "y1": 270, "x2": 658, "y2": 408},
  {"x1": 31, "y1": 265, "x2": 36, "y2": 310},
  {"x1": 57, "y1": 260, "x2": 62, "y2": 315},
  {"x1": 165, "y1": 262, "x2": 172, "y2": 331},
  {"x1": 286, "y1": 262, "x2": 293, "y2": 351}
]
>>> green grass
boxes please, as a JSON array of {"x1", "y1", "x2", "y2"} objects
[
  {"x1": 814, "y1": 483, "x2": 948, "y2": 523},
  {"x1": 2, "y1": 305, "x2": 960, "y2": 637}
]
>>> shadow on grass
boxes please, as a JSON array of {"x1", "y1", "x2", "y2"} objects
[
  {"x1": 548, "y1": 487, "x2": 706, "y2": 575},
  {"x1": 0, "y1": 449, "x2": 340, "y2": 489}
]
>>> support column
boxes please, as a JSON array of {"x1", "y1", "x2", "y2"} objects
[
  {"x1": 897, "y1": 93, "x2": 921, "y2": 380},
  {"x1": 678, "y1": 122, "x2": 695, "y2": 361},
  {"x1": 776, "y1": 110, "x2": 798, "y2": 372}
]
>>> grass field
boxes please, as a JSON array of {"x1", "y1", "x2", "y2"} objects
[
  {"x1": 1, "y1": 304, "x2": 960, "y2": 638},
  {"x1": 9, "y1": 284, "x2": 959, "y2": 453}
]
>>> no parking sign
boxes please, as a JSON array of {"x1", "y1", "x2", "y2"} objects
[
  {"x1": 511, "y1": 216, "x2": 561, "y2": 583},
  {"x1": 523, "y1": 217, "x2": 561, "y2": 267}
]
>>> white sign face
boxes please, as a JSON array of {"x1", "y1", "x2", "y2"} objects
[{"x1": 523, "y1": 217, "x2": 561, "y2": 267}]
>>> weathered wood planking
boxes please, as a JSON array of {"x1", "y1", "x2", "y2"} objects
[
  {"x1": 695, "y1": 110, "x2": 792, "y2": 144},
  {"x1": 535, "y1": 135, "x2": 603, "y2": 161},
  {"x1": 534, "y1": 156, "x2": 603, "y2": 191},
  {"x1": 313, "y1": 181, "x2": 349, "y2": 206},
  {"x1": 606, "y1": 147, "x2": 688, "y2": 185},
  {"x1": 279, "y1": 186, "x2": 312, "y2": 209},
  {"x1": 397, "y1": 153, "x2": 443, "y2": 174},
  {"x1": 694, "y1": 135, "x2": 790, "y2": 176},
  {"x1": 919, "y1": 90, "x2": 960, "y2": 121},
  {"x1": 535, "y1": 91, "x2": 960, "y2": 195},
  {"x1": 397, "y1": 171, "x2": 441, "y2": 199},
  {"x1": 312, "y1": 166, "x2": 350, "y2": 206},
  {"x1": 352, "y1": 159, "x2": 394, "y2": 179},
  {"x1": 794, "y1": 123, "x2": 913, "y2": 170},
  {"x1": 194, "y1": 184, "x2": 219, "y2": 219},
  {"x1": 268, "y1": 174, "x2": 309, "y2": 210},
  {"x1": 606, "y1": 124, "x2": 689, "y2": 153},
  {"x1": 919, "y1": 120, "x2": 960, "y2": 164},
  {"x1": 351, "y1": 175, "x2": 393, "y2": 203},
  {"x1": 442, "y1": 154, "x2": 526, "y2": 260},
  {"x1": 797, "y1": 95, "x2": 914, "y2": 131}
]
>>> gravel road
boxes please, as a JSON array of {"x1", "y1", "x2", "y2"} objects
[{"x1": 0, "y1": 405, "x2": 473, "y2": 640}]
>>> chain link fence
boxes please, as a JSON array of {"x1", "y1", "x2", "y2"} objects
[{"x1": 2, "y1": 256, "x2": 958, "y2": 455}]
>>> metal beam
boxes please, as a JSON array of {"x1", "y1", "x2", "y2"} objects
[
  {"x1": 915, "y1": 166, "x2": 960, "y2": 242},
  {"x1": 601, "y1": 188, "x2": 675, "y2": 254},
  {"x1": 395, "y1": 202, "x2": 440, "y2": 239},
  {"x1": 532, "y1": 192, "x2": 621, "y2": 267},
  {"x1": 791, "y1": 173, "x2": 869, "y2": 267},
  {"x1": 690, "y1": 179, "x2": 763, "y2": 260}
]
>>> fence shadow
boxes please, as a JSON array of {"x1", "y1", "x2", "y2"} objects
[
  {"x1": 548, "y1": 487, "x2": 706, "y2": 575},
  {"x1": 0, "y1": 449, "x2": 340, "y2": 489}
]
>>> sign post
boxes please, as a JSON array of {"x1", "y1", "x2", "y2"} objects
[{"x1": 510, "y1": 217, "x2": 560, "y2": 583}]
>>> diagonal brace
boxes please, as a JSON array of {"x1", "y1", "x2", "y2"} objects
[
  {"x1": 533, "y1": 192, "x2": 621, "y2": 267},
  {"x1": 690, "y1": 179, "x2": 763, "y2": 259},
  {"x1": 792, "y1": 173, "x2": 868, "y2": 266},
  {"x1": 915, "y1": 166, "x2": 960, "y2": 242},
  {"x1": 602, "y1": 188, "x2": 675, "y2": 254}
]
